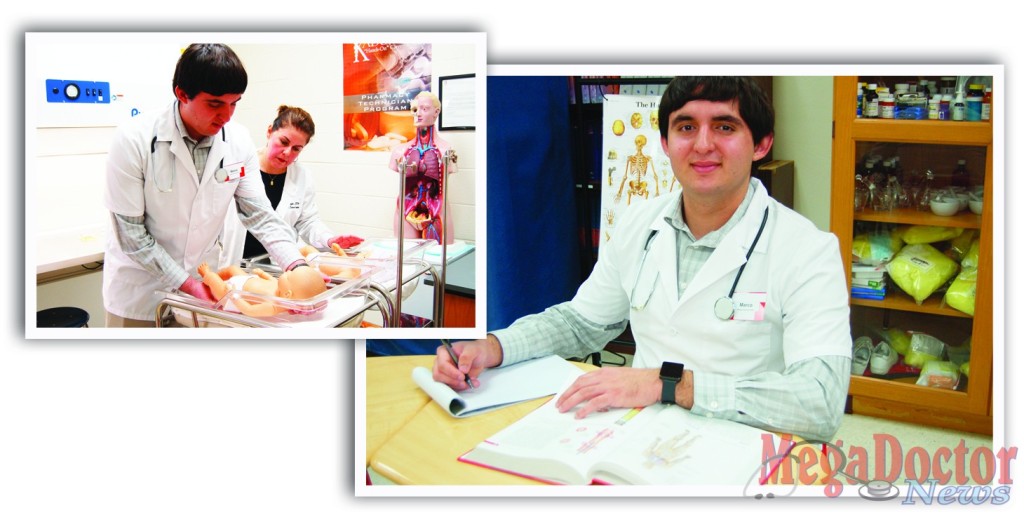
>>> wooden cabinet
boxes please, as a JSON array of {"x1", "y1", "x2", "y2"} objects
[
  {"x1": 442, "y1": 290, "x2": 475, "y2": 328},
  {"x1": 830, "y1": 77, "x2": 993, "y2": 434}
]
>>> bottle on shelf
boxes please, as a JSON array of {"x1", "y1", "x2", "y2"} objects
[
  {"x1": 868, "y1": 180, "x2": 885, "y2": 211},
  {"x1": 881, "y1": 157, "x2": 894, "y2": 178},
  {"x1": 905, "y1": 168, "x2": 924, "y2": 208},
  {"x1": 879, "y1": 89, "x2": 895, "y2": 119},
  {"x1": 891, "y1": 157, "x2": 908, "y2": 207},
  {"x1": 966, "y1": 84, "x2": 984, "y2": 121},
  {"x1": 856, "y1": 82, "x2": 865, "y2": 118},
  {"x1": 982, "y1": 87, "x2": 992, "y2": 121},
  {"x1": 884, "y1": 175, "x2": 906, "y2": 211},
  {"x1": 863, "y1": 161, "x2": 891, "y2": 211},
  {"x1": 939, "y1": 94, "x2": 952, "y2": 120},
  {"x1": 940, "y1": 76, "x2": 956, "y2": 96},
  {"x1": 863, "y1": 83, "x2": 879, "y2": 119},
  {"x1": 916, "y1": 169, "x2": 935, "y2": 211},
  {"x1": 952, "y1": 159, "x2": 971, "y2": 189},
  {"x1": 951, "y1": 91, "x2": 967, "y2": 121},
  {"x1": 928, "y1": 95, "x2": 941, "y2": 120},
  {"x1": 864, "y1": 159, "x2": 885, "y2": 189},
  {"x1": 854, "y1": 174, "x2": 869, "y2": 212}
]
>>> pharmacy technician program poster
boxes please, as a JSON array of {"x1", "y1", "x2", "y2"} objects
[{"x1": 343, "y1": 43, "x2": 432, "y2": 151}]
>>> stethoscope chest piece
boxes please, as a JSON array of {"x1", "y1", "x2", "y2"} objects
[
  {"x1": 714, "y1": 297, "x2": 734, "y2": 321},
  {"x1": 214, "y1": 168, "x2": 228, "y2": 183},
  {"x1": 713, "y1": 206, "x2": 770, "y2": 322}
]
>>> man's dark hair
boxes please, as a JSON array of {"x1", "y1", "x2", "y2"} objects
[
  {"x1": 658, "y1": 77, "x2": 774, "y2": 145},
  {"x1": 172, "y1": 44, "x2": 248, "y2": 99}
]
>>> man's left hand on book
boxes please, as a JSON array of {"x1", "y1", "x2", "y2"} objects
[{"x1": 554, "y1": 367, "x2": 662, "y2": 419}]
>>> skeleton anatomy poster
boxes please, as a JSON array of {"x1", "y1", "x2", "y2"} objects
[{"x1": 600, "y1": 94, "x2": 676, "y2": 246}]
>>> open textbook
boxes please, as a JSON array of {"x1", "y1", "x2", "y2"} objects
[
  {"x1": 459, "y1": 394, "x2": 795, "y2": 485},
  {"x1": 411, "y1": 355, "x2": 584, "y2": 418}
]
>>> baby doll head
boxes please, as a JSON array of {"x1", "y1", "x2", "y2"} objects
[{"x1": 276, "y1": 266, "x2": 328, "y2": 300}]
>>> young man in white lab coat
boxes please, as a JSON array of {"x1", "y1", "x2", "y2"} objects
[
  {"x1": 102, "y1": 44, "x2": 308, "y2": 327},
  {"x1": 434, "y1": 77, "x2": 852, "y2": 442}
]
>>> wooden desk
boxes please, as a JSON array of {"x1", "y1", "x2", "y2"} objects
[
  {"x1": 365, "y1": 356, "x2": 827, "y2": 488},
  {"x1": 364, "y1": 355, "x2": 433, "y2": 465},
  {"x1": 366, "y1": 355, "x2": 594, "y2": 485}
]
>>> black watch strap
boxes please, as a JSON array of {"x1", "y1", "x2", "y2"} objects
[
  {"x1": 659, "y1": 361, "x2": 684, "y2": 405},
  {"x1": 661, "y1": 377, "x2": 678, "y2": 405}
]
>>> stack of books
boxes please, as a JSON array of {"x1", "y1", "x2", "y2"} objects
[{"x1": 851, "y1": 263, "x2": 886, "y2": 300}]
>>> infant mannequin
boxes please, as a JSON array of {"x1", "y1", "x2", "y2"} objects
[
  {"x1": 197, "y1": 262, "x2": 327, "y2": 317},
  {"x1": 299, "y1": 245, "x2": 363, "y2": 279}
]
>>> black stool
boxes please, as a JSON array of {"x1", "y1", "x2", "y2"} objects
[{"x1": 37, "y1": 307, "x2": 90, "y2": 328}]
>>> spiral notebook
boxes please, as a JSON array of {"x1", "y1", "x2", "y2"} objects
[{"x1": 411, "y1": 355, "x2": 583, "y2": 418}]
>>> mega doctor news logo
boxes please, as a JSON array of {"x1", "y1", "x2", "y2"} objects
[{"x1": 748, "y1": 433, "x2": 1017, "y2": 505}]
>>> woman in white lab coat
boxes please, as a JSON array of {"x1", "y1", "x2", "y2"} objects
[
  {"x1": 102, "y1": 44, "x2": 306, "y2": 326},
  {"x1": 219, "y1": 105, "x2": 356, "y2": 268}
]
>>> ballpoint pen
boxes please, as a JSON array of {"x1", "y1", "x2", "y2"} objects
[{"x1": 441, "y1": 339, "x2": 474, "y2": 390}]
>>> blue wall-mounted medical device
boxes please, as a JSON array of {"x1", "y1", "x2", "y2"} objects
[{"x1": 45, "y1": 79, "x2": 111, "y2": 104}]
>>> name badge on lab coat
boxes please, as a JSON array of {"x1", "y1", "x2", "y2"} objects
[
  {"x1": 731, "y1": 292, "x2": 767, "y2": 321},
  {"x1": 214, "y1": 161, "x2": 246, "y2": 183}
]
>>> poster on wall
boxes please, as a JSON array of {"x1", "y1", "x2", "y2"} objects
[
  {"x1": 342, "y1": 43, "x2": 432, "y2": 151},
  {"x1": 599, "y1": 94, "x2": 676, "y2": 246}
]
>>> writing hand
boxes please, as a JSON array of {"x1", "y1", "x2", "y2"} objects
[
  {"x1": 431, "y1": 337, "x2": 502, "y2": 391},
  {"x1": 555, "y1": 367, "x2": 661, "y2": 419}
]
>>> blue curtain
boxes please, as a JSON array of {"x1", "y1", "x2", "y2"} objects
[
  {"x1": 486, "y1": 75, "x2": 580, "y2": 328},
  {"x1": 367, "y1": 76, "x2": 579, "y2": 356}
]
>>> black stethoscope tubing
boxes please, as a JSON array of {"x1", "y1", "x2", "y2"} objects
[
  {"x1": 150, "y1": 127, "x2": 227, "y2": 190},
  {"x1": 726, "y1": 206, "x2": 770, "y2": 300},
  {"x1": 713, "y1": 206, "x2": 769, "y2": 320},
  {"x1": 632, "y1": 205, "x2": 769, "y2": 317}
]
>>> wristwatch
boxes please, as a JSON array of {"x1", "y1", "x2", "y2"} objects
[{"x1": 659, "y1": 361, "x2": 685, "y2": 405}]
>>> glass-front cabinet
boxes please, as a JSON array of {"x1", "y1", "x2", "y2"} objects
[{"x1": 830, "y1": 76, "x2": 993, "y2": 434}]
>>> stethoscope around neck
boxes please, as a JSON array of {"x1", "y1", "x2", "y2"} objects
[
  {"x1": 151, "y1": 127, "x2": 227, "y2": 192},
  {"x1": 629, "y1": 206, "x2": 770, "y2": 320}
]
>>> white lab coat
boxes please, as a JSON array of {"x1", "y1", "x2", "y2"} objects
[
  {"x1": 218, "y1": 161, "x2": 334, "y2": 268},
  {"x1": 571, "y1": 180, "x2": 851, "y2": 375},
  {"x1": 102, "y1": 102, "x2": 262, "y2": 321}
]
